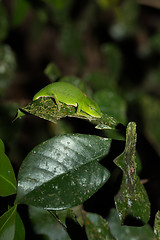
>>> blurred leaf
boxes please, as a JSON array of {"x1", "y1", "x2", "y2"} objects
[
  {"x1": 14, "y1": 212, "x2": 25, "y2": 240},
  {"x1": 143, "y1": 66, "x2": 160, "y2": 94},
  {"x1": 0, "y1": 45, "x2": 16, "y2": 96},
  {"x1": 0, "y1": 139, "x2": 17, "y2": 196},
  {"x1": 140, "y1": 95, "x2": 160, "y2": 156},
  {"x1": 154, "y1": 211, "x2": 160, "y2": 240},
  {"x1": 110, "y1": 0, "x2": 139, "y2": 39},
  {"x1": 29, "y1": 206, "x2": 70, "y2": 240},
  {"x1": 44, "y1": 63, "x2": 61, "y2": 82},
  {"x1": 12, "y1": 0, "x2": 30, "y2": 27},
  {"x1": 114, "y1": 122, "x2": 150, "y2": 224},
  {"x1": 96, "y1": 0, "x2": 119, "y2": 9},
  {"x1": 45, "y1": 0, "x2": 71, "y2": 10},
  {"x1": 84, "y1": 71, "x2": 116, "y2": 91},
  {"x1": 94, "y1": 89, "x2": 127, "y2": 124},
  {"x1": 0, "y1": 3, "x2": 9, "y2": 41},
  {"x1": 101, "y1": 44, "x2": 122, "y2": 82},
  {"x1": 84, "y1": 212, "x2": 115, "y2": 240},
  {"x1": 107, "y1": 208, "x2": 154, "y2": 240},
  {"x1": 16, "y1": 134, "x2": 111, "y2": 209},
  {"x1": 150, "y1": 33, "x2": 160, "y2": 54},
  {"x1": 0, "y1": 205, "x2": 17, "y2": 240},
  {"x1": 58, "y1": 22, "x2": 84, "y2": 65},
  {"x1": 0, "y1": 138, "x2": 5, "y2": 152}
]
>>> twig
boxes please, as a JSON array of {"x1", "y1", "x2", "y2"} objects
[
  {"x1": 138, "y1": 0, "x2": 160, "y2": 9},
  {"x1": 48, "y1": 210, "x2": 68, "y2": 232}
]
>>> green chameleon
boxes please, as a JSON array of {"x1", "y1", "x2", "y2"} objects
[{"x1": 33, "y1": 82, "x2": 102, "y2": 118}]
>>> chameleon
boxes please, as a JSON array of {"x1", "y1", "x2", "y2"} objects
[{"x1": 33, "y1": 82, "x2": 102, "y2": 118}]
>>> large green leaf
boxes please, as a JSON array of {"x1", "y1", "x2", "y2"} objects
[
  {"x1": 29, "y1": 206, "x2": 70, "y2": 240},
  {"x1": 16, "y1": 134, "x2": 111, "y2": 209},
  {"x1": 114, "y1": 122, "x2": 150, "y2": 224},
  {"x1": 0, "y1": 139, "x2": 17, "y2": 196},
  {"x1": 84, "y1": 212, "x2": 115, "y2": 240},
  {"x1": 0, "y1": 206, "x2": 17, "y2": 240},
  {"x1": 107, "y1": 208, "x2": 154, "y2": 240}
]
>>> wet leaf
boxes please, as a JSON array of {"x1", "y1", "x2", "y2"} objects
[
  {"x1": 29, "y1": 206, "x2": 70, "y2": 240},
  {"x1": 0, "y1": 206, "x2": 17, "y2": 240},
  {"x1": 107, "y1": 208, "x2": 154, "y2": 240},
  {"x1": 114, "y1": 122, "x2": 150, "y2": 224},
  {"x1": 84, "y1": 212, "x2": 115, "y2": 240},
  {"x1": 0, "y1": 139, "x2": 17, "y2": 196},
  {"x1": 154, "y1": 211, "x2": 160, "y2": 239},
  {"x1": 16, "y1": 134, "x2": 111, "y2": 209}
]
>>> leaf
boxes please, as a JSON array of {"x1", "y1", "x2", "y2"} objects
[
  {"x1": 0, "y1": 139, "x2": 17, "y2": 196},
  {"x1": 96, "y1": 113, "x2": 119, "y2": 130},
  {"x1": 15, "y1": 96, "x2": 119, "y2": 130},
  {"x1": 114, "y1": 122, "x2": 150, "y2": 224},
  {"x1": 16, "y1": 134, "x2": 111, "y2": 209},
  {"x1": 15, "y1": 97, "x2": 76, "y2": 123},
  {"x1": 14, "y1": 212, "x2": 25, "y2": 240},
  {"x1": 12, "y1": 0, "x2": 30, "y2": 27},
  {"x1": 140, "y1": 94, "x2": 160, "y2": 156},
  {"x1": 84, "y1": 212, "x2": 115, "y2": 240},
  {"x1": 0, "y1": 138, "x2": 5, "y2": 152},
  {"x1": 0, "y1": 3, "x2": 9, "y2": 41},
  {"x1": 29, "y1": 206, "x2": 70, "y2": 240},
  {"x1": 107, "y1": 208, "x2": 154, "y2": 240},
  {"x1": 0, "y1": 205, "x2": 17, "y2": 240},
  {"x1": 101, "y1": 44, "x2": 122, "y2": 82},
  {"x1": 84, "y1": 71, "x2": 116, "y2": 90},
  {"x1": 94, "y1": 89, "x2": 127, "y2": 125},
  {"x1": 0, "y1": 45, "x2": 16, "y2": 97},
  {"x1": 154, "y1": 211, "x2": 160, "y2": 240},
  {"x1": 44, "y1": 62, "x2": 61, "y2": 82}
]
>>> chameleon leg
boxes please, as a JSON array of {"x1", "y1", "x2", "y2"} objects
[{"x1": 52, "y1": 94, "x2": 61, "y2": 110}]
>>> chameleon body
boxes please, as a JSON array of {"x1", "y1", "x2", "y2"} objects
[{"x1": 33, "y1": 82, "x2": 102, "y2": 118}]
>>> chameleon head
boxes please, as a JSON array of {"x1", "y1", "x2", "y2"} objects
[{"x1": 83, "y1": 97, "x2": 102, "y2": 118}]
